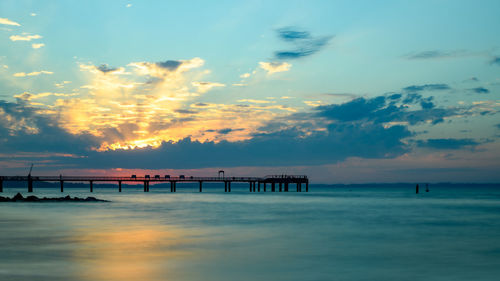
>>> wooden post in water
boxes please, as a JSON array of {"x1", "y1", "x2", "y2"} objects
[
  {"x1": 279, "y1": 182, "x2": 282, "y2": 192},
  {"x1": 263, "y1": 182, "x2": 266, "y2": 192},
  {"x1": 199, "y1": 181, "x2": 202, "y2": 192},
  {"x1": 228, "y1": 181, "x2": 231, "y2": 192},
  {"x1": 258, "y1": 182, "x2": 261, "y2": 192},
  {"x1": 170, "y1": 181, "x2": 174, "y2": 192},
  {"x1": 89, "y1": 181, "x2": 92, "y2": 192},
  {"x1": 306, "y1": 182, "x2": 308, "y2": 192},
  {"x1": 225, "y1": 181, "x2": 228, "y2": 192},
  {"x1": 253, "y1": 182, "x2": 256, "y2": 192},
  {"x1": 118, "y1": 181, "x2": 122, "y2": 192},
  {"x1": 272, "y1": 182, "x2": 275, "y2": 192},
  {"x1": 143, "y1": 181, "x2": 147, "y2": 192},
  {"x1": 174, "y1": 181, "x2": 176, "y2": 192},
  {"x1": 416, "y1": 184, "x2": 419, "y2": 194},
  {"x1": 249, "y1": 182, "x2": 252, "y2": 192},
  {"x1": 0, "y1": 178, "x2": 3, "y2": 192},
  {"x1": 285, "y1": 182, "x2": 289, "y2": 192}
]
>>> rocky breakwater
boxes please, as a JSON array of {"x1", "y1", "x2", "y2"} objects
[{"x1": 0, "y1": 193, "x2": 110, "y2": 202}]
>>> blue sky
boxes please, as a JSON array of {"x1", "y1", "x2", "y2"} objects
[{"x1": 0, "y1": 0, "x2": 499, "y2": 182}]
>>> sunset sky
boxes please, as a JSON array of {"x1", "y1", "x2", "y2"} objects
[{"x1": 1, "y1": 0, "x2": 499, "y2": 183}]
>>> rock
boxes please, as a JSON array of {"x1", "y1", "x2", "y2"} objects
[
  {"x1": 12, "y1": 193, "x2": 24, "y2": 201},
  {"x1": 25, "y1": 195, "x2": 40, "y2": 202},
  {"x1": 0, "y1": 193, "x2": 109, "y2": 202}
]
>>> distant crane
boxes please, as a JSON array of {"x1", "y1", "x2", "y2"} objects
[
  {"x1": 28, "y1": 163, "x2": 34, "y2": 177},
  {"x1": 27, "y1": 163, "x2": 34, "y2": 192}
]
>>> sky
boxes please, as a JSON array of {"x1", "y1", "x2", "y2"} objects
[{"x1": 0, "y1": 0, "x2": 499, "y2": 183}]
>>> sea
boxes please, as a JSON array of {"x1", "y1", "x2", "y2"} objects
[{"x1": 1, "y1": 183, "x2": 500, "y2": 281}]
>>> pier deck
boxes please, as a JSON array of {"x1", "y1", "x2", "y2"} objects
[{"x1": 0, "y1": 175, "x2": 309, "y2": 193}]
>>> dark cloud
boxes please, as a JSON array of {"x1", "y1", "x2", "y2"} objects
[
  {"x1": 490, "y1": 56, "x2": 500, "y2": 66},
  {"x1": 315, "y1": 94, "x2": 450, "y2": 125},
  {"x1": 403, "y1": 84, "x2": 450, "y2": 92},
  {"x1": 274, "y1": 27, "x2": 333, "y2": 60},
  {"x1": 175, "y1": 109, "x2": 197, "y2": 114},
  {"x1": 205, "y1": 128, "x2": 244, "y2": 134},
  {"x1": 405, "y1": 50, "x2": 467, "y2": 60},
  {"x1": 470, "y1": 87, "x2": 490, "y2": 94},
  {"x1": 277, "y1": 27, "x2": 311, "y2": 41},
  {"x1": 156, "y1": 60, "x2": 182, "y2": 71},
  {"x1": 416, "y1": 138, "x2": 479, "y2": 150},
  {"x1": 58, "y1": 122, "x2": 412, "y2": 169},
  {"x1": 0, "y1": 90, "x2": 484, "y2": 170},
  {"x1": 0, "y1": 100, "x2": 99, "y2": 154},
  {"x1": 97, "y1": 64, "x2": 118, "y2": 73}
]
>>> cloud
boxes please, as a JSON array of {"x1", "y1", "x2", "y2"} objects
[
  {"x1": 192, "y1": 81, "x2": 225, "y2": 93},
  {"x1": 416, "y1": 138, "x2": 479, "y2": 150},
  {"x1": 32, "y1": 43, "x2": 45, "y2": 49},
  {"x1": 259, "y1": 61, "x2": 291, "y2": 75},
  {"x1": 277, "y1": 27, "x2": 311, "y2": 41},
  {"x1": 14, "y1": 92, "x2": 78, "y2": 101},
  {"x1": 405, "y1": 50, "x2": 469, "y2": 60},
  {"x1": 13, "y1": 70, "x2": 53, "y2": 77},
  {"x1": 97, "y1": 64, "x2": 121, "y2": 74},
  {"x1": 55, "y1": 81, "x2": 71, "y2": 88},
  {"x1": 274, "y1": 27, "x2": 333, "y2": 60},
  {"x1": 129, "y1": 58, "x2": 202, "y2": 78},
  {"x1": 9, "y1": 34, "x2": 42, "y2": 41},
  {"x1": 30, "y1": 13, "x2": 37, "y2": 17},
  {"x1": 402, "y1": 84, "x2": 450, "y2": 92},
  {"x1": 237, "y1": 99, "x2": 273, "y2": 104},
  {"x1": 0, "y1": 100, "x2": 99, "y2": 154},
  {"x1": 240, "y1": 73, "x2": 251, "y2": 78},
  {"x1": 0, "y1": 85, "x2": 489, "y2": 170},
  {"x1": 314, "y1": 93, "x2": 462, "y2": 126},
  {"x1": 490, "y1": 56, "x2": 500, "y2": 66},
  {"x1": 0, "y1": 18, "x2": 20, "y2": 26},
  {"x1": 470, "y1": 87, "x2": 490, "y2": 94},
  {"x1": 126, "y1": 4, "x2": 132, "y2": 8}
]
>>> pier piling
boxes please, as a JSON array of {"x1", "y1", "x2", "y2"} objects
[
  {"x1": 199, "y1": 181, "x2": 202, "y2": 192},
  {"x1": 0, "y1": 178, "x2": 3, "y2": 192},
  {"x1": 89, "y1": 181, "x2": 92, "y2": 192},
  {"x1": 118, "y1": 181, "x2": 122, "y2": 192},
  {"x1": 28, "y1": 176, "x2": 33, "y2": 193}
]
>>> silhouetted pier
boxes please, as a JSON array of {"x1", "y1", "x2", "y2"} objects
[{"x1": 0, "y1": 175, "x2": 309, "y2": 193}]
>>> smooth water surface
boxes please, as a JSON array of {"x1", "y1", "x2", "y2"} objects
[{"x1": 1, "y1": 185, "x2": 500, "y2": 281}]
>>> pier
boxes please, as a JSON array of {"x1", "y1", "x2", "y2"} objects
[{"x1": 0, "y1": 175, "x2": 309, "y2": 193}]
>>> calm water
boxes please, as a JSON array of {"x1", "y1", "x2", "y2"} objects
[{"x1": 1, "y1": 184, "x2": 500, "y2": 281}]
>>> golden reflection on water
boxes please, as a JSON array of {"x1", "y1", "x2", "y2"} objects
[{"x1": 71, "y1": 223, "x2": 196, "y2": 281}]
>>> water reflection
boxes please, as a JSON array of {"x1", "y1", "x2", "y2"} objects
[{"x1": 72, "y1": 223, "x2": 195, "y2": 281}]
